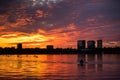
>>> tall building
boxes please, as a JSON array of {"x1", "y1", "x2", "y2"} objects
[
  {"x1": 87, "y1": 40, "x2": 95, "y2": 49},
  {"x1": 46, "y1": 45, "x2": 54, "y2": 49},
  {"x1": 77, "y1": 40, "x2": 86, "y2": 50},
  {"x1": 17, "y1": 43, "x2": 22, "y2": 49},
  {"x1": 97, "y1": 40, "x2": 102, "y2": 48}
]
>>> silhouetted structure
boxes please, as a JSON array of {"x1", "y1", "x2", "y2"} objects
[
  {"x1": 0, "y1": 39, "x2": 119, "y2": 54},
  {"x1": 17, "y1": 43, "x2": 22, "y2": 49},
  {"x1": 77, "y1": 40, "x2": 86, "y2": 50},
  {"x1": 97, "y1": 40, "x2": 102, "y2": 48},
  {"x1": 87, "y1": 40, "x2": 95, "y2": 49},
  {"x1": 46, "y1": 45, "x2": 54, "y2": 49},
  {"x1": 0, "y1": 47, "x2": 120, "y2": 54}
]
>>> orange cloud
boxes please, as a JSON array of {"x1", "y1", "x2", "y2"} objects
[
  {"x1": 36, "y1": 10, "x2": 44, "y2": 18},
  {"x1": 0, "y1": 24, "x2": 78, "y2": 48}
]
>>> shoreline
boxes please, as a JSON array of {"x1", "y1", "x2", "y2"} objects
[{"x1": 0, "y1": 48, "x2": 120, "y2": 54}]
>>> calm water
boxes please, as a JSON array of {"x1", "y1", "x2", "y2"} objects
[{"x1": 0, "y1": 53, "x2": 120, "y2": 80}]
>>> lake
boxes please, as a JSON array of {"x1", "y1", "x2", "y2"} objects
[{"x1": 0, "y1": 53, "x2": 120, "y2": 80}]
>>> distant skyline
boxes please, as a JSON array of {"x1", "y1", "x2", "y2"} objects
[{"x1": 0, "y1": 0, "x2": 120, "y2": 48}]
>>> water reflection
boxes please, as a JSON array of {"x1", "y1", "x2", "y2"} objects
[
  {"x1": 0, "y1": 53, "x2": 120, "y2": 80},
  {"x1": 77, "y1": 53, "x2": 103, "y2": 73},
  {"x1": 17, "y1": 56, "x2": 22, "y2": 69}
]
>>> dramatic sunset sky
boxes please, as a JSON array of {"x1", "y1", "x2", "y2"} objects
[{"x1": 0, "y1": 0, "x2": 120, "y2": 48}]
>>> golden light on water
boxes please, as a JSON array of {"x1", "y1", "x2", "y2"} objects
[
  {"x1": 0, "y1": 55, "x2": 77, "y2": 79},
  {"x1": 0, "y1": 55, "x2": 48, "y2": 79},
  {"x1": 0, "y1": 54, "x2": 120, "y2": 79}
]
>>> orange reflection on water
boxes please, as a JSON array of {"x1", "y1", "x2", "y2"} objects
[
  {"x1": 0, "y1": 54, "x2": 120, "y2": 80},
  {"x1": 0, "y1": 55, "x2": 49, "y2": 79},
  {"x1": 0, "y1": 54, "x2": 78, "y2": 79}
]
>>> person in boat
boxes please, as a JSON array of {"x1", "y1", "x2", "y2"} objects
[{"x1": 80, "y1": 59, "x2": 84, "y2": 66}]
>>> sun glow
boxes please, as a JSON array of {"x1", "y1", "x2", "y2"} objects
[{"x1": 0, "y1": 33, "x2": 55, "y2": 48}]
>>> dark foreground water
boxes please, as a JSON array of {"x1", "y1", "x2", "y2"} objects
[{"x1": 0, "y1": 53, "x2": 120, "y2": 80}]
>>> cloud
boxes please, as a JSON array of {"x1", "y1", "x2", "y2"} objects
[
  {"x1": 1, "y1": 0, "x2": 120, "y2": 31},
  {"x1": 0, "y1": 0, "x2": 120, "y2": 48}
]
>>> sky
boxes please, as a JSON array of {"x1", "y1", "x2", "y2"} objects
[{"x1": 0, "y1": 0, "x2": 120, "y2": 48}]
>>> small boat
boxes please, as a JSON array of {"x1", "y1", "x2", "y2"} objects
[{"x1": 80, "y1": 59, "x2": 84, "y2": 66}]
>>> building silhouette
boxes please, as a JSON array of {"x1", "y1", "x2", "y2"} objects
[
  {"x1": 97, "y1": 40, "x2": 102, "y2": 48},
  {"x1": 87, "y1": 40, "x2": 95, "y2": 49},
  {"x1": 17, "y1": 43, "x2": 22, "y2": 49},
  {"x1": 46, "y1": 45, "x2": 54, "y2": 49},
  {"x1": 77, "y1": 40, "x2": 86, "y2": 50}
]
